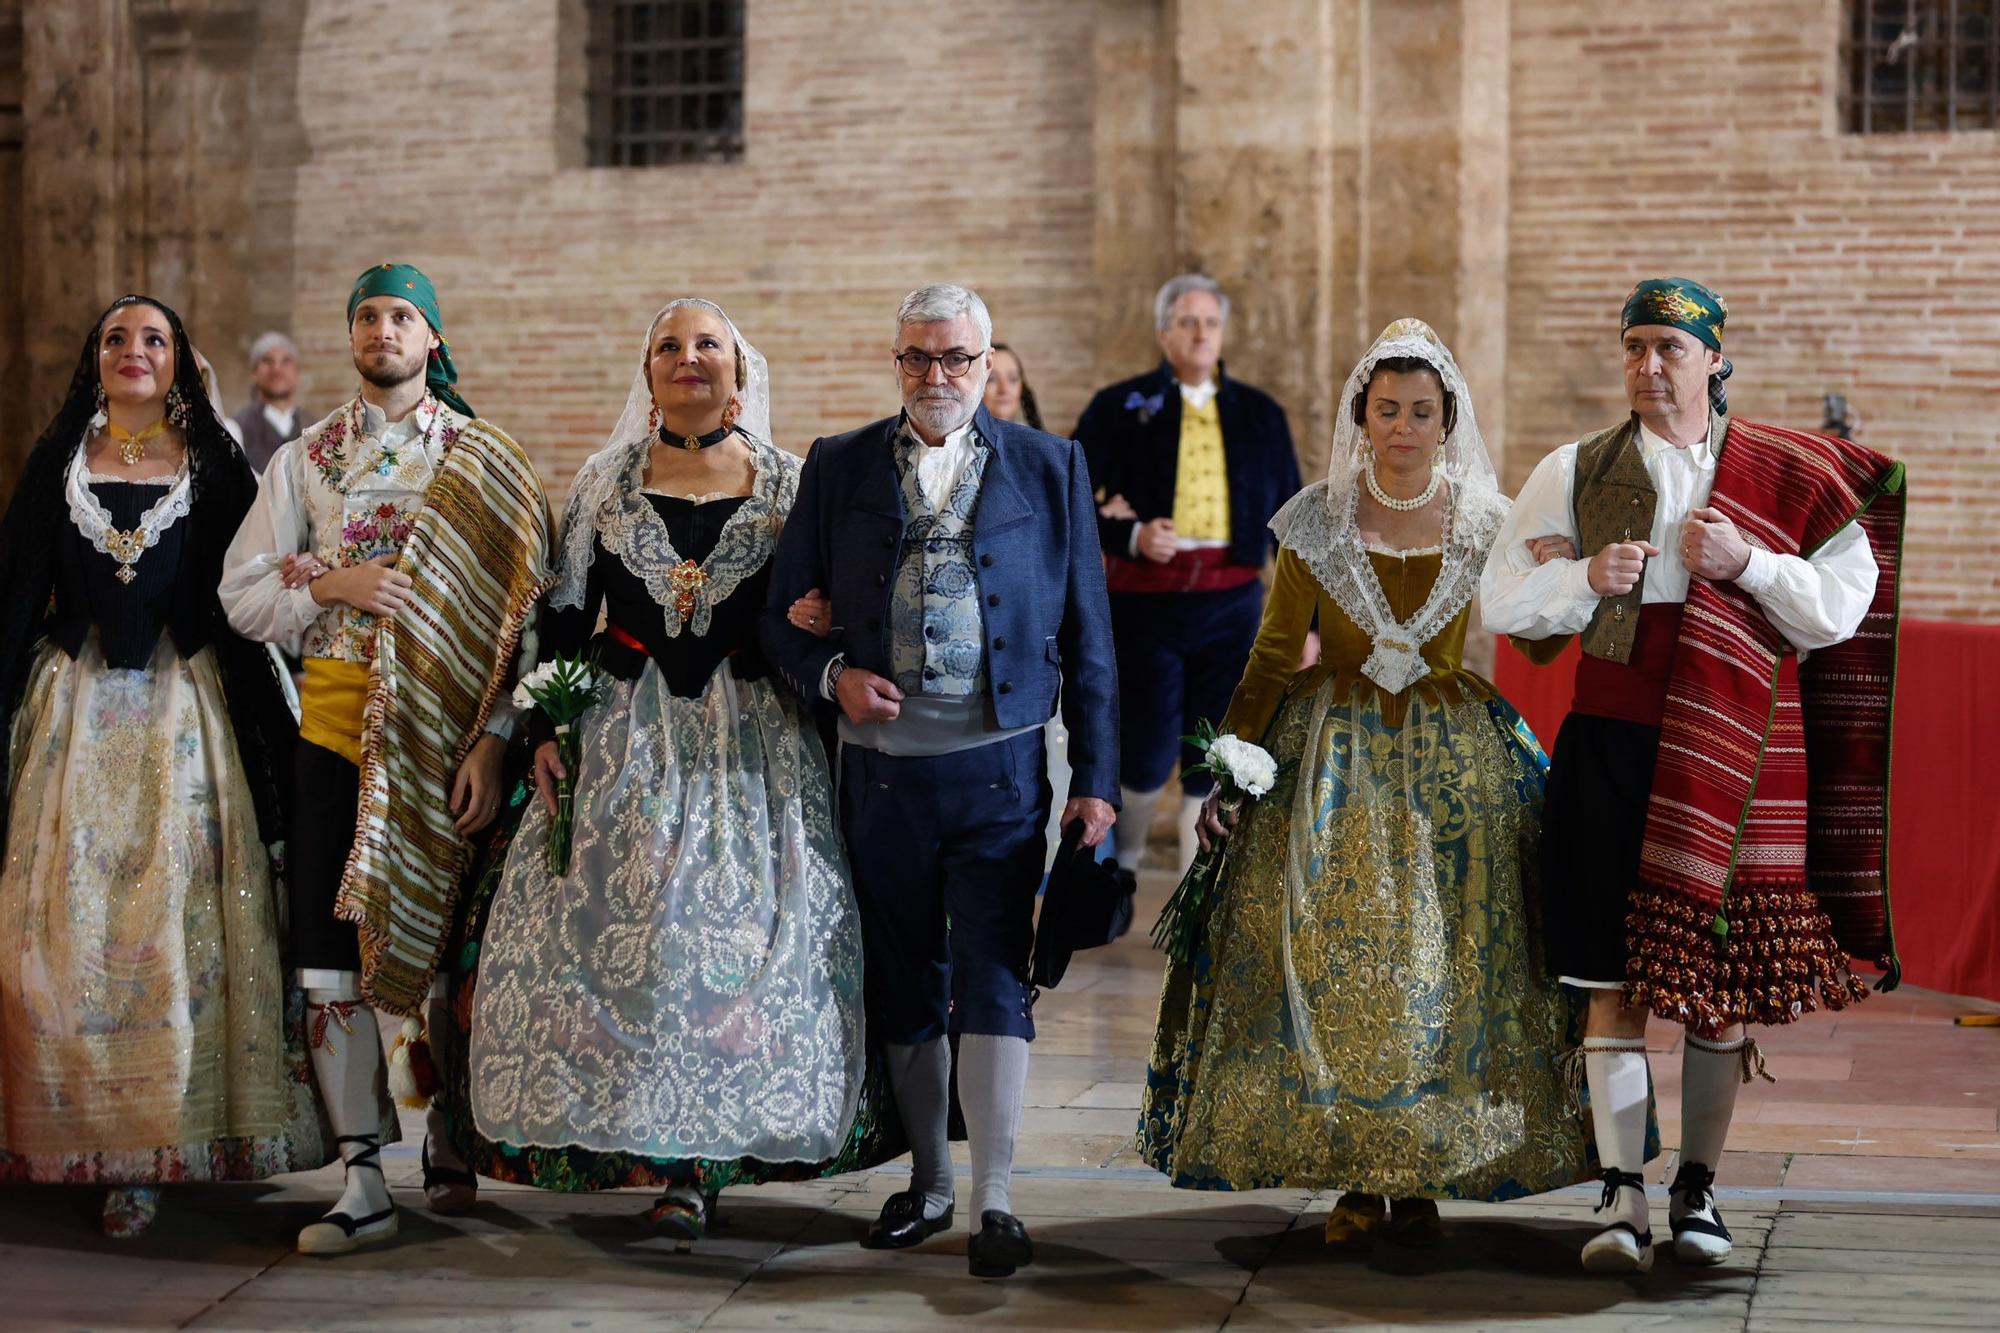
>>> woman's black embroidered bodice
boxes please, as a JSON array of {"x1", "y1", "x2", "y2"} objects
[
  {"x1": 540, "y1": 492, "x2": 773, "y2": 698},
  {"x1": 48, "y1": 480, "x2": 190, "y2": 670}
]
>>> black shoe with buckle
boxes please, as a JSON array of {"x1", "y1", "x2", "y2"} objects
[
  {"x1": 968, "y1": 1210, "x2": 1034, "y2": 1278},
  {"x1": 864, "y1": 1190, "x2": 953, "y2": 1250}
]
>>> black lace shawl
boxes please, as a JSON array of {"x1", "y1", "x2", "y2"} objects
[{"x1": 0, "y1": 295, "x2": 295, "y2": 855}]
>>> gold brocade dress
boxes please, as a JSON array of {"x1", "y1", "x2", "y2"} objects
[{"x1": 1137, "y1": 543, "x2": 1587, "y2": 1198}]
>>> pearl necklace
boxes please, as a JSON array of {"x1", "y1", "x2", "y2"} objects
[{"x1": 1365, "y1": 459, "x2": 1443, "y2": 512}]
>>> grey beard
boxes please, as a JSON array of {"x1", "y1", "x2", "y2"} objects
[{"x1": 906, "y1": 393, "x2": 973, "y2": 434}]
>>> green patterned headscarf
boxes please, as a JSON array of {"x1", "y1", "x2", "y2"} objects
[
  {"x1": 1621, "y1": 276, "x2": 1727, "y2": 351},
  {"x1": 347, "y1": 262, "x2": 474, "y2": 417}
]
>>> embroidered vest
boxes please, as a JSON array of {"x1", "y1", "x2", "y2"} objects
[
  {"x1": 1570, "y1": 419, "x2": 1652, "y2": 664},
  {"x1": 888, "y1": 431, "x2": 990, "y2": 697},
  {"x1": 1571, "y1": 413, "x2": 1728, "y2": 664}
]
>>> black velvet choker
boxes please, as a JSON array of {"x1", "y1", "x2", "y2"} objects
[{"x1": 659, "y1": 422, "x2": 734, "y2": 451}]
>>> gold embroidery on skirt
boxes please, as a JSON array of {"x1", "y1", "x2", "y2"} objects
[{"x1": 1140, "y1": 677, "x2": 1586, "y2": 1198}]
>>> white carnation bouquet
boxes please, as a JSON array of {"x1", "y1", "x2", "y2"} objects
[
  {"x1": 512, "y1": 652, "x2": 602, "y2": 875},
  {"x1": 1150, "y1": 719, "x2": 1281, "y2": 966}
]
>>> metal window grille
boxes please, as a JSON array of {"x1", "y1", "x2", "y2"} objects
[
  {"x1": 1842, "y1": 1, "x2": 1999, "y2": 132},
  {"x1": 586, "y1": 0, "x2": 744, "y2": 166}
]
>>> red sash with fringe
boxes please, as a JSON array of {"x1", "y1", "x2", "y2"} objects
[{"x1": 1625, "y1": 419, "x2": 1904, "y2": 1033}]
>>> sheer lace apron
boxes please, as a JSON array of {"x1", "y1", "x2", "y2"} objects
[
  {"x1": 0, "y1": 634, "x2": 328, "y2": 1182},
  {"x1": 469, "y1": 662, "x2": 865, "y2": 1164}
]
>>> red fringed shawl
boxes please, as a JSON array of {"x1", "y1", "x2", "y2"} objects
[{"x1": 1625, "y1": 419, "x2": 1904, "y2": 1033}]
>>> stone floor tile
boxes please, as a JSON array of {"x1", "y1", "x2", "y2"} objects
[
  {"x1": 1743, "y1": 1101, "x2": 1997, "y2": 1131},
  {"x1": 1778, "y1": 1152, "x2": 2000, "y2": 1193},
  {"x1": 1069, "y1": 1080, "x2": 1146, "y2": 1109}
]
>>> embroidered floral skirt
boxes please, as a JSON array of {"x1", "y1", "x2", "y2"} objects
[
  {"x1": 460, "y1": 663, "x2": 885, "y2": 1190},
  {"x1": 0, "y1": 636, "x2": 330, "y2": 1184},
  {"x1": 1138, "y1": 673, "x2": 1587, "y2": 1198}
]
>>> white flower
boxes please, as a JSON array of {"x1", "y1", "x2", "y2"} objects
[
  {"x1": 512, "y1": 660, "x2": 562, "y2": 711},
  {"x1": 1206, "y1": 734, "x2": 1277, "y2": 798}
]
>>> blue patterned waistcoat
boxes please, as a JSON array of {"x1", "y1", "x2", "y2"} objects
[{"x1": 888, "y1": 429, "x2": 991, "y2": 696}]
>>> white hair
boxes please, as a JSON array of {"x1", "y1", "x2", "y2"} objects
[
  {"x1": 248, "y1": 330, "x2": 298, "y2": 366},
  {"x1": 1154, "y1": 273, "x2": 1231, "y2": 331},
  {"x1": 895, "y1": 283, "x2": 993, "y2": 349}
]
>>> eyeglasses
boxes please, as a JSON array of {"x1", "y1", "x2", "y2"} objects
[{"x1": 895, "y1": 348, "x2": 986, "y2": 379}]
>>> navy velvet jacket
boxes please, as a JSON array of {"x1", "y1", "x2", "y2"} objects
[
  {"x1": 759, "y1": 406, "x2": 1120, "y2": 805},
  {"x1": 1072, "y1": 360, "x2": 1301, "y2": 570}
]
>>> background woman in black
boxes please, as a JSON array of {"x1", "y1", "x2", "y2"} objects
[{"x1": 0, "y1": 296, "x2": 320, "y2": 1238}]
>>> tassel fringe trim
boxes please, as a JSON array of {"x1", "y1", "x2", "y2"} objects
[
  {"x1": 1624, "y1": 880, "x2": 1869, "y2": 1037},
  {"x1": 386, "y1": 1017, "x2": 440, "y2": 1109}
]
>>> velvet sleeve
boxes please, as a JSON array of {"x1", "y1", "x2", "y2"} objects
[{"x1": 1219, "y1": 547, "x2": 1318, "y2": 743}]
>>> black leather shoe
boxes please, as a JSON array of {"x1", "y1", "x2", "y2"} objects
[
  {"x1": 863, "y1": 1190, "x2": 953, "y2": 1250},
  {"x1": 968, "y1": 1210, "x2": 1034, "y2": 1277}
]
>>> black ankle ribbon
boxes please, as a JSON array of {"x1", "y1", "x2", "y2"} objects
[{"x1": 1597, "y1": 1167, "x2": 1647, "y2": 1211}]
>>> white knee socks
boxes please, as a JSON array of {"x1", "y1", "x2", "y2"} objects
[
  {"x1": 1583, "y1": 1036, "x2": 1651, "y2": 1234},
  {"x1": 1679, "y1": 1030, "x2": 1752, "y2": 1173},
  {"x1": 1176, "y1": 795, "x2": 1203, "y2": 877},
  {"x1": 958, "y1": 1033, "x2": 1029, "y2": 1221},
  {"x1": 1116, "y1": 785, "x2": 1165, "y2": 873},
  {"x1": 884, "y1": 1038, "x2": 954, "y2": 1220},
  {"x1": 305, "y1": 984, "x2": 391, "y2": 1222}
]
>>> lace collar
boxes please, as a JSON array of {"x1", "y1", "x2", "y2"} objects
[
  {"x1": 1271, "y1": 478, "x2": 1506, "y2": 692},
  {"x1": 553, "y1": 433, "x2": 799, "y2": 638},
  {"x1": 64, "y1": 433, "x2": 193, "y2": 579}
]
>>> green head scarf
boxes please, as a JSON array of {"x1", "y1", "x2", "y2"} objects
[
  {"x1": 1621, "y1": 276, "x2": 1727, "y2": 351},
  {"x1": 347, "y1": 262, "x2": 474, "y2": 417}
]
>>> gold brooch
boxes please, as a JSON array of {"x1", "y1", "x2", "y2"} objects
[{"x1": 667, "y1": 559, "x2": 708, "y2": 621}]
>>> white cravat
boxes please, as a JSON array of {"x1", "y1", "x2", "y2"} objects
[
  {"x1": 906, "y1": 418, "x2": 978, "y2": 511},
  {"x1": 1177, "y1": 378, "x2": 1218, "y2": 411}
]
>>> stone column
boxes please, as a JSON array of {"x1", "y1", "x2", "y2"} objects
[
  {"x1": 1354, "y1": 0, "x2": 1509, "y2": 455},
  {"x1": 1142, "y1": 0, "x2": 1508, "y2": 482},
  {"x1": 0, "y1": 2, "x2": 27, "y2": 490},
  {"x1": 1170, "y1": 0, "x2": 1341, "y2": 478},
  {"x1": 18, "y1": 0, "x2": 261, "y2": 441},
  {"x1": 1089, "y1": 0, "x2": 1178, "y2": 390},
  {"x1": 131, "y1": 0, "x2": 260, "y2": 402},
  {"x1": 20, "y1": 0, "x2": 130, "y2": 432}
]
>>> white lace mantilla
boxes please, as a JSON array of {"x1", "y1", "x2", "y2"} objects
[
  {"x1": 549, "y1": 433, "x2": 799, "y2": 640},
  {"x1": 64, "y1": 434, "x2": 193, "y2": 572},
  {"x1": 1272, "y1": 477, "x2": 1506, "y2": 693}
]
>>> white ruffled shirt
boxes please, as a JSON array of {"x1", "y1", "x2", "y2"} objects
[{"x1": 1479, "y1": 418, "x2": 1878, "y2": 656}]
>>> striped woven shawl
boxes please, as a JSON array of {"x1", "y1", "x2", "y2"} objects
[
  {"x1": 337, "y1": 419, "x2": 552, "y2": 1015},
  {"x1": 1626, "y1": 419, "x2": 1904, "y2": 1031}
]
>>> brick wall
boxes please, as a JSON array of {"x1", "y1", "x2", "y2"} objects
[
  {"x1": 1508, "y1": 0, "x2": 2000, "y2": 621},
  {"x1": 265, "y1": 0, "x2": 1101, "y2": 499}
]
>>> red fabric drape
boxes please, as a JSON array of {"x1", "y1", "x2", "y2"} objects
[{"x1": 1492, "y1": 620, "x2": 2000, "y2": 1003}]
